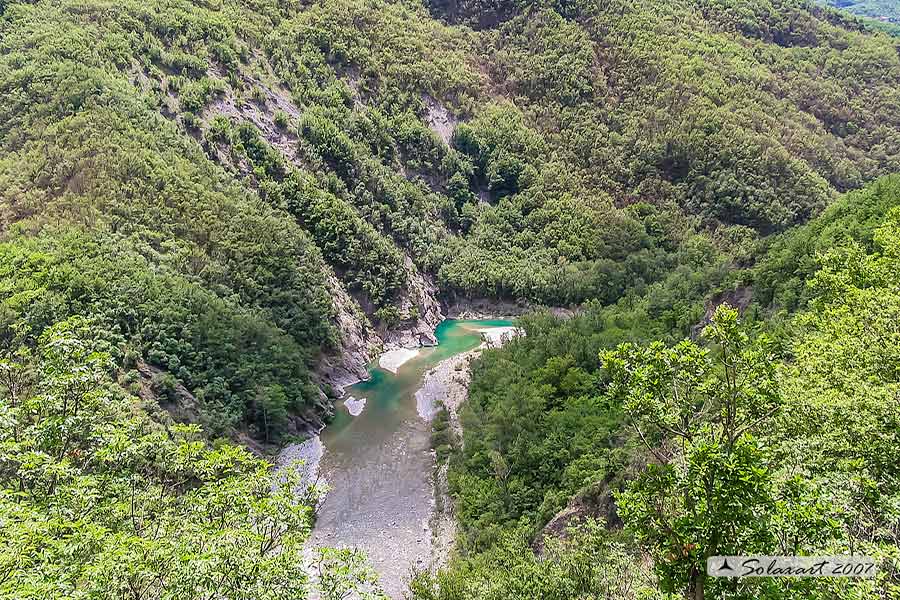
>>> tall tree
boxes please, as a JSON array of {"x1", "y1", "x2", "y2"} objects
[{"x1": 604, "y1": 305, "x2": 781, "y2": 600}]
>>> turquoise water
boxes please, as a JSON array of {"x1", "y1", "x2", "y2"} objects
[
  {"x1": 324, "y1": 318, "x2": 513, "y2": 440},
  {"x1": 308, "y1": 319, "x2": 513, "y2": 597}
]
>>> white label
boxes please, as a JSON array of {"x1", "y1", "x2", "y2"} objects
[{"x1": 707, "y1": 556, "x2": 876, "y2": 578}]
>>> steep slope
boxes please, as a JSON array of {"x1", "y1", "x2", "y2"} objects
[
  {"x1": 417, "y1": 176, "x2": 900, "y2": 599},
  {"x1": 816, "y1": 0, "x2": 900, "y2": 24},
  {"x1": 2, "y1": 1, "x2": 900, "y2": 598},
  {"x1": 1, "y1": 0, "x2": 899, "y2": 438}
]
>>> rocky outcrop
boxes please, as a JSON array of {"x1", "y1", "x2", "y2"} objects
[
  {"x1": 286, "y1": 401, "x2": 332, "y2": 438},
  {"x1": 202, "y1": 67, "x2": 306, "y2": 176},
  {"x1": 187, "y1": 67, "x2": 447, "y2": 395},
  {"x1": 532, "y1": 483, "x2": 622, "y2": 556},
  {"x1": 425, "y1": 97, "x2": 457, "y2": 146},
  {"x1": 382, "y1": 256, "x2": 444, "y2": 348},
  {"x1": 135, "y1": 360, "x2": 199, "y2": 423},
  {"x1": 417, "y1": 348, "x2": 476, "y2": 435},
  {"x1": 316, "y1": 272, "x2": 381, "y2": 395},
  {"x1": 691, "y1": 286, "x2": 753, "y2": 339}
]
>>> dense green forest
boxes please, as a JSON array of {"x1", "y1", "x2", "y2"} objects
[
  {"x1": 817, "y1": 0, "x2": 900, "y2": 23},
  {"x1": 415, "y1": 176, "x2": 900, "y2": 598},
  {"x1": 2, "y1": 0, "x2": 898, "y2": 427},
  {"x1": 815, "y1": 0, "x2": 900, "y2": 35},
  {"x1": 1, "y1": 0, "x2": 899, "y2": 597}
]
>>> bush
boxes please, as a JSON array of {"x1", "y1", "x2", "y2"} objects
[
  {"x1": 274, "y1": 109, "x2": 290, "y2": 130},
  {"x1": 151, "y1": 372, "x2": 179, "y2": 402}
]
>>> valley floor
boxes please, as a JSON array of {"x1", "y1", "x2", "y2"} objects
[{"x1": 281, "y1": 323, "x2": 522, "y2": 598}]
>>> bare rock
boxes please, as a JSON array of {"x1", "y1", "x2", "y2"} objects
[
  {"x1": 532, "y1": 483, "x2": 622, "y2": 556},
  {"x1": 425, "y1": 97, "x2": 458, "y2": 146},
  {"x1": 692, "y1": 285, "x2": 753, "y2": 339}
]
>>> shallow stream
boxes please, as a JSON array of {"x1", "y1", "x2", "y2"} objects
[{"x1": 306, "y1": 319, "x2": 512, "y2": 597}]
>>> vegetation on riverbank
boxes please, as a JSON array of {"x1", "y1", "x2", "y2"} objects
[
  {"x1": 0, "y1": 317, "x2": 394, "y2": 599},
  {"x1": 2, "y1": 0, "x2": 900, "y2": 596},
  {"x1": 415, "y1": 176, "x2": 900, "y2": 599}
]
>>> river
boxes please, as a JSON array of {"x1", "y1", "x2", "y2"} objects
[{"x1": 299, "y1": 319, "x2": 513, "y2": 598}]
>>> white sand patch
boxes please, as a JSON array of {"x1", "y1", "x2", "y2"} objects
[
  {"x1": 378, "y1": 347, "x2": 420, "y2": 373},
  {"x1": 344, "y1": 395, "x2": 367, "y2": 416},
  {"x1": 276, "y1": 436, "x2": 328, "y2": 504},
  {"x1": 477, "y1": 326, "x2": 523, "y2": 347},
  {"x1": 415, "y1": 376, "x2": 446, "y2": 420}
]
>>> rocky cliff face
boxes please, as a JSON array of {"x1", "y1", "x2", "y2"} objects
[
  {"x1": 381, "y1": 256, "x2": 443, "y2": 348},
  {"x1": 315, "y1": 272, "x2": 379, "y2": 394},
  {"x1": 316, "y1": 261, "x2": 444, "y2": 395},
  {"x1": 172, "y1": 64, "x2": 448, "y2": 397}
]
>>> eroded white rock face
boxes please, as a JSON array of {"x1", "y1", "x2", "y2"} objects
[
  {"x1": 378, "y1": 347, "x2": 420, "y2": 373},
  {"x1": 425, "y1": 98, "x2": 457, "y2": 146}
]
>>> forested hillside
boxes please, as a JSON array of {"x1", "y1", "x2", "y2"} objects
[
  {"x1": 415, "y1": 175, "x2": 900, "y2": 599},
  {"x1": 2, "y1": 0, "x2": 899, "y2": 433},
  {"x1": 814, "y1": 1, "x2": 900, "y2": 35},
  {"x1": 817, "y1": 0, "x2": 900, "y2": 23},
  {"x1": 1, "y1": 0, "x2": 899, "y2": 597}
]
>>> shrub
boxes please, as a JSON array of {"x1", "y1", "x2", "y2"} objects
[{"x1": 274, "y1": 110, "x2": 290, "y2": 130}]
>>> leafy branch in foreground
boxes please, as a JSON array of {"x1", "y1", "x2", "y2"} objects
[
  {"x1": 410, "y1": 519, "x2": 665, "y2": 600},
  {"x1": 0, "y1": 316, "x2": 384, "y2": 600},
  {"x1": 604, "y1": 305, "x2": 784, "y2": 600}
]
